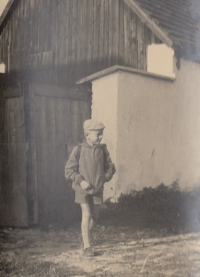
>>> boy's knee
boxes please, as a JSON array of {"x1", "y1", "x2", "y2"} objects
[
  {"x1": 81, "y1": 204, "x2": 92, "y2": 221},
  {"x1": 82, "y1": 213, "x2": 91, "y2": 223}
]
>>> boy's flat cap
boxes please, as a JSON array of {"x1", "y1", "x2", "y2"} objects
[{"x1": 83, "y1": 119, "x2": 105, "y2": 130}]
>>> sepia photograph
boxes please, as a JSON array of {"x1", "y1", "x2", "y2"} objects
[{"x1": 0, "y1": 0, "x2": 200, "y2": 276}]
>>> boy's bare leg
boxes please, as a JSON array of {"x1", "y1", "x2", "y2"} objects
[
  {"x1": 80, "y1": 203, "x2": 91, "y2": 249},
  {"x1": 89, "y1": 205, "x2": 101, "y2": 245}
]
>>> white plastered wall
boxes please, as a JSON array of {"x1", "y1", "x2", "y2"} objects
[
  {"x1": 117, "y1": 58, "x2": 200, "y2": 193},
  {"x1": 91, "y1": 73, "x2": 119, "y2": 199},
  {"x1": 91, "y1": 56, "x2": 200, "y2": 199}
]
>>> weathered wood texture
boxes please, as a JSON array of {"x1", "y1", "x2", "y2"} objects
[
  {"x1": 29, "y1": 84, "x2": 91, "y2": 225},
  {"x1": 0, "y1": 84, "x2": 91, "y2": 226},
  {"x1": 0, "y1": 74, "x2": 6, "y2": 195},
  {"x1": 0, "y1": 0, "x2": 161, "y2": 87},
  {"x1": 0, "y1": 91, "x2": 28, "y2": 227}
]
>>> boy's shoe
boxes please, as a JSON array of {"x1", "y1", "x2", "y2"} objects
[{"x1": 83, "y1": 247, "x2": 95, "y2": 257}]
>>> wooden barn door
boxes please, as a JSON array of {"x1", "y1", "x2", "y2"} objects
[
  {"x1": 30, "y1": 84, "x2": 91, "y2": 226},
  {"x1": 0, "y1": 87, "x2": 28, "y2": 227}
]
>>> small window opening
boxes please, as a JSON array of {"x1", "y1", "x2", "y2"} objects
[{"x1": 147, "y1": 44, "x2": 175, "y2": 78}]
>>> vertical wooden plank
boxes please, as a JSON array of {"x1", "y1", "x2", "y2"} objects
[
  {"x1": 8, "y1": 99, "x2": 15, "y2": 199},
  {"x1": 37, "y1": 96, "x2": 48, "y2": 223},
  {"x1": 81, "y1": 0, "x2": 88, "y2": 78},
  {"x1": 99, "y1": 0, "x2": 104, "y2": 69},
  {"x1": 108, "y1": 0, "x2": 113, "y2": 66},
  {"x1": 44, "y1": 0, "x2": 50, "y2": 53},
  {"x1": 24, "y1": 83, "x2": 35, "y2": 224},
  {"x1": 0, "y1": 95, "x2": 28, "y2": 227},
  {"x1": 34, "y1": 94, "x2": 43, "y2": 223},
  {"x1": 57, "y1": 0, "x2": 64, "y2": 64},
  {"x1": 104, "y1": 0, "x2": 109, "y2": 68},
  {"x1": 113, "y1": 0, "x2": 119, "y2": 65},
  {"x1": 137, "y1": 16, "x2": 145, "y2": 70},
  {"x1": 24, "y1": 0, "x2": 30, "y2": 53},
  {"x1": 64, "y1": 99, "x2": 71, "y2": 143},
  {"x1": 93, "y1": 0, "x2": 100, "y2": 70},
  {"x1": 29, "y1": 85, "x2": 38, "y2": 224},
  {"x1": 7, "y1": 20, "x2": 11, "y2": 86},
  {"x1": 56, "y1": 0, "x2": 63, "y2": 85},
  {"x1": 47, "y1": 0, "x2": 52, "y2": 52},
  {"x1": 16, "y1": 96, "x2": 26, "y2": 223},
  {"x1": 51, "y1": 0, "x2": 57, "y2": 85},
  {"x1": 130, "y1": 9, "x2": 137, "y2": 68},
  {"x1": 61, "y1": 0, "x2": 68, "y2": 68},
  {"x1": 47, "y1": 98, "x2": 56, "y2": 219},
  {"x1": 71, "y1": 0, "x2": 78, "y2": 75},
  {"x1": 76, "y1": 0, "x2": 83, "y2": 80},
  {"x1": 65, "y1": 0, "x2": 70, "y2": 67},
  {"x1": 86, "y1": 0, "x2": 94, "y2": 75},
  {"x1": 144, "y1": 25, "x2": 152, "y2": 71},
  {"x1": 123, "y1": 2, "x2": 130, "y2": 66}
]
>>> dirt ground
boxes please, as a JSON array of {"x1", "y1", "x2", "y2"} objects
[{"x1": 1, "y1": 222, "x2": 200, "y2": 277}]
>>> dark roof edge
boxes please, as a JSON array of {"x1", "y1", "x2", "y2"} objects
[
  {"x1": 0, "y1": 0, "x2": 15, "y2": 27},
  {"x1": 76, "y1": 65, "x2": 176, "y2": 85},
  {"x1": 124, "y1": 0, "x2": 174, "y2": 47}
]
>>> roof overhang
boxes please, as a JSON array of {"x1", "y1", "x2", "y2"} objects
[
  {"x1": 76, "y1": 65, "x2": 176, "y2": 85},
  {"x1": 123, "y1": 0, "x2": 174, "y2": 47}
]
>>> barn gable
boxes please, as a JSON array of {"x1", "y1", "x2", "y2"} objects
[{"x1": 0, "y1": 0, "x2": 164, "y2": 89}]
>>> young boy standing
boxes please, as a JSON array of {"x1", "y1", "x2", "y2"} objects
[{"x1": 65, "y1": 119, "x2": 115, "y2": 256}]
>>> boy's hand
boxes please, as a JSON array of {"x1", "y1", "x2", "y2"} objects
[{"x1": 80, "y1": 180, "x2": 91, "y2": 190}]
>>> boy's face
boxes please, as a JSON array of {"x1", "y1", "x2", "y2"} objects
[{"x1": 87, "y1": 129, "x2": 104, "y2": 146}]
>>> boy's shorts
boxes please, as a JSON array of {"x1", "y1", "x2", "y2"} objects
[{"x1": 75, "y1": 190, "x2": 103, "y2": 205}]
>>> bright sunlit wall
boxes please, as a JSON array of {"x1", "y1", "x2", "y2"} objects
[{"x1": 147, "y1": 43, "x2": 175, "y2": 78}]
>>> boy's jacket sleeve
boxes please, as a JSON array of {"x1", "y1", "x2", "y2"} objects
[
  {"x1": 102, "y1": 145, "x2": 116, "y2": 182},
  {"x1": 65, "y1": 146, "x2": 84, "y2": 185}
]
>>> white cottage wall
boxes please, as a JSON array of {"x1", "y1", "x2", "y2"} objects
[
  {"x1": 116, "y1": 58, "x2": 200, "y2": 193},
  {"x1": 91, "y1": 73, "x2": 119, "y2": 199}
]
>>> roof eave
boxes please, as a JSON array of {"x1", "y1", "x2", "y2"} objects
[
  {"x1": 77, "y1": 65, "x2": 176, "y2": 85},
  {"x1": 123, "y1": 0, "x2": 174, "y2": 47},
  {"x1": 0, "y1": 0, "x2": 15, "y2": 27}
]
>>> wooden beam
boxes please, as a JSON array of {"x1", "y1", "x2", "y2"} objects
[
  {"x1": 123, "y1": 0, "x2": 174, "y2": 47},
  {"x1": 76, "y1": 65, "x2": 176, "y2": 84},
  {"x1": 34, "y1": 84, "x2": 91, "y2": 101},
  {"x1": 4, "y1": 86, "x2": 22, "y2": 98}
]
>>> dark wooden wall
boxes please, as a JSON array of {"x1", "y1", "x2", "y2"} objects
[
  {"x1": 0, "y1": 87, "x2": 28, "y2": 227},
  {"x1": 0, "y1": 74, "x2": 6, "y2": 194},
  {"x1": 0, "y1": 84, "x2": 91, "y2": 227},
  {"x1": 28, "y1": 84, "x2": 91, "y2": 226},
  {"x1": 0, "y1": 0, "x2": 161, "y2": 88}
]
